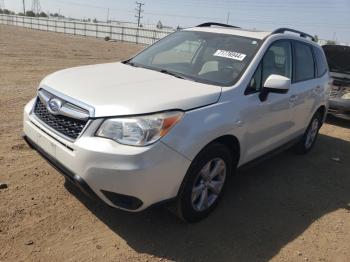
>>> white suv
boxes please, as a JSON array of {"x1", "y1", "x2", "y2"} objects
[{"x1": 23, "y1": 23, "x2": 330, "y2": 222}]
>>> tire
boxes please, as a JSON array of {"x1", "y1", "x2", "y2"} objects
[
  {"x1": 294, "y1": 112, "x2": 322, "y2": 154},
  {"x1": 175, "y1": 143, "x2": 233, "y2": 223}
]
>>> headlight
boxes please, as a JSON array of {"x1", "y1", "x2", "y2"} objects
[
  {"x1": 96, "y1": 111, "x2": 183, "y2": 146},
  {"x1": 341, "y1": 92, "x2": 350, "y2": 99}
]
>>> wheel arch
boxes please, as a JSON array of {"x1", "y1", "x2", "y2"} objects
[
  {"x1": 206, "y1": 134, "x2": 241, "y2": 167},
  {"x1": 315, "y1": 105, "x2": 327, "y2": 124},
  {"x1": 316, "y1": 105, "x2": 326, "y2": 119},
  {"x1": 175, "y1": 134, "x2": 241, "y2": 200}
]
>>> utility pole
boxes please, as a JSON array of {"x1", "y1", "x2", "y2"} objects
[
  {"x1": 106, "y1": 8, "x2": 109, "y2": 23},
  {"x1": 226, "y1": 12, "x2": 230, "y2": 24},
  {"x1": 333, "y1": 32, "x2": 337, "y2": 43},
  {"x1": 23, "y1": 0, "x2": 26, "y2": 14},
  {"x1": 0, "y1": 0, "x2": 5, "y2": 10},
  {"x1": 135, "y1": 2, "x2": 144, "y2": 27},
  {"x1": 32, "y1": 0, "x2": 41, "y2": 15}
]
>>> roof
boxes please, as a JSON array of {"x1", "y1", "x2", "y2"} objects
[
  {"x1": 185, "y1": 24, "x2": 316, "y2": 43},
  {"x1": 184, "y1": 26, "x2": 271, "y2": 40}
]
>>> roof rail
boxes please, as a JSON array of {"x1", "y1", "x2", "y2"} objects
[
  {"x1": 196, "y1": 22, "x2": 240, "y2": 29},
  {"x1": 272, "y1": 28, "x2": 316, "y2": 42}
]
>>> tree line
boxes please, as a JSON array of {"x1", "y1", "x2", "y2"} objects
[{"x1": 0, "y1": 8, "x2": 64, "y2": 19}]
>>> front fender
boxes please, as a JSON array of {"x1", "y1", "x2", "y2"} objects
[{"x1": 161, "y1": 101, "x2": 244, "y2": 161}]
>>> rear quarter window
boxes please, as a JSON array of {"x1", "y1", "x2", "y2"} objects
[{"x1": 313, "y1": 46, "x2": 328, "y2": 77}]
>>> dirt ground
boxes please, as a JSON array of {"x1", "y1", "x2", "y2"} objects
[{"x1": 0, "y1": 25, "x2": 350, "y2": 262}]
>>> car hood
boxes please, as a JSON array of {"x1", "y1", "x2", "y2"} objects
[
  {"x1": 323, "y1": 45, "x2": 350, "y2": 76},
  {"x1": 40, "y1": 62, "x2": 222, "y2": 117}
]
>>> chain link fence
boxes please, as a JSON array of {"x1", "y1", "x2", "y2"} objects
[{"x1": 0, "y1": 14, "x2": 175, "y2": 45}]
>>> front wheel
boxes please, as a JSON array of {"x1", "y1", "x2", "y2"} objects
[
  {"x1": 294, "y1": 112, "x2": 322, "y2": 154},
  {"x1": 175, "y1": 143, "x2": 233, "y2": 223}
]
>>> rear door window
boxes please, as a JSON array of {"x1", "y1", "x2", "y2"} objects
[{"x1": 294, "y1": 42, "x2": 315, "y2": 82}]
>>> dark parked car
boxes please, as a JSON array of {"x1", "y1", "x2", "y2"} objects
[{"x1": 323, "y1": 45, "x2": 350, "y2": 120}]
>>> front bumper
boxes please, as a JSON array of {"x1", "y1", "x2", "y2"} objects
[
  {"x1": 23, "y1": 135, "x2": 106, "y2": 204},
  {"x1": 329, "y1": 98, "x2": 350, "y2": 121},
  {"x1": 23, "y1": 100, "x2": 191, "y2": 211}
]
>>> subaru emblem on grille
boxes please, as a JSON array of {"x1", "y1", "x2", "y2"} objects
[{"x1": 47, "y1": 98, "x2": 62, "y2": 115}]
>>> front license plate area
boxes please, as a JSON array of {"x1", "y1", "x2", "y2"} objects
[{"x1": 36, "y1": 133, "x2": 57, "y2": 158}]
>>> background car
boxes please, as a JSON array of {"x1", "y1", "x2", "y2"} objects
[{"x1": 323, "y1": 45, "x2": 350, "y2": 121}]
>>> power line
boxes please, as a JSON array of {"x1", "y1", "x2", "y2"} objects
[
  {"x1": 154, "y1": 0, "x2": 350, "y2": 13},
  {"x1": 33, "y1": 0, "x2": 350, "y2": 34},
  {"x1": 45, "y1": 0, "x2": 134, "y2": 14},
  {"x1": 156, "y1": 0, "x2": 348, "y2": 8},
  {"x1": 141, "y1": 10, "x2": 350, "y2": 29},
  {"x1": 135, "y1": 2, "x2": 144, "y2": 27}
]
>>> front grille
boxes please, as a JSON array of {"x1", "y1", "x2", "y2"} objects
[{"x1": 34, "y1": 99, "x2": 88, "y2": 140}]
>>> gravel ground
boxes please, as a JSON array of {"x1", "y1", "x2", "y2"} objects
[{"x1": 0, "y1": 25, "x2": 349, "y2": 262}]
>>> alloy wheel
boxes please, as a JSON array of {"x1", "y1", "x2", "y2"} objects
[
  {"x1": 305, "y1": 118, "x2": 319, "y2": 149},
  {"x1": 191, "y1": 158, "x2": 227, "y2": 212}
]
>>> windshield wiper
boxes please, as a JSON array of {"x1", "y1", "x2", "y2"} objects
[
  {"x1": 123, "y1": 63, "x2": 186, "y2": 80},
  {"x1": 159, "y1": 69, "x2": 185, "y2": 79},
  {"x1": 122, "y1": 60, "x2": 138, "y2": 67}
]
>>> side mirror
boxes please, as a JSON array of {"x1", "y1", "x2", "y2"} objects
[{"x1": 259, "y1": 74, "x2": 291, "y2": 102}]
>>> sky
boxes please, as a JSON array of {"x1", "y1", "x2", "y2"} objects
[{"x1": 3, "y1": 0, "x2": 350, "y2": 44}]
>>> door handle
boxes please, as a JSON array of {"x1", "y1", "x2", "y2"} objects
[{"x1": 289, "y1": 95, "x2": 298, "y2": 103}]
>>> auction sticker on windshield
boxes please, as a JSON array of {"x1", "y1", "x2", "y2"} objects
[{"x1": 213, "y1": 50, "x2": 247, "y2": 61}]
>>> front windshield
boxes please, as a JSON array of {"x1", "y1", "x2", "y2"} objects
[{"x1": 129, "y1": 31, "x2": 261, "y2": 86}]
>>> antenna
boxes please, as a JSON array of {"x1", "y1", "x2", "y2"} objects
[
  {"x1": 32, "y1": 0, "x2": 41, "y2": 15},
  {"x1": 226, "y1": 12, "x2": 230, "y2": 24},
  {"x1": 135, "y1": 2, "x2": 144, "y2": 27}
]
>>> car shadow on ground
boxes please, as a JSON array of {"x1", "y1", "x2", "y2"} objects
[{"x1": 65, "y1": 133, "x2": 350, "y2": 262}]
